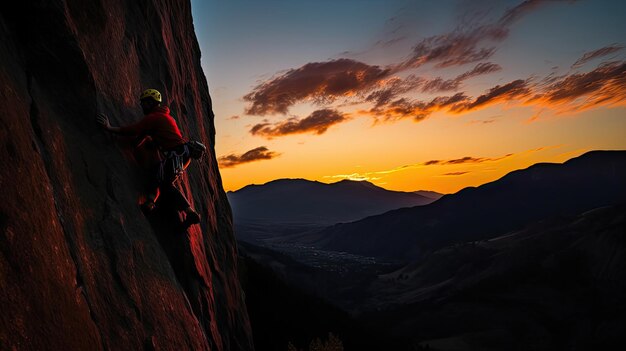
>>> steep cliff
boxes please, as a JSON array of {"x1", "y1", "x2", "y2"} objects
[{"x1": 0, "y1": 1, "x2": 253, "y2": 350}]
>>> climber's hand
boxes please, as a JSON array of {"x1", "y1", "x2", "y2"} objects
[{"x1": 97, "y1": 113, "x2": 111, "y2": 130}]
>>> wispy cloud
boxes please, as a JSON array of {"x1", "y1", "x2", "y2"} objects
[
  {"x1": 452, "y1": 79, "x2": 531, "y2": 112},
  {"x1": 218, "y1": 146, "x2": 280, "y2": 168},
  {"x1": 243, "y1": 59, "x2": 501, "y2": 122},
  {"x1": 397, "y1": 31, "x2": 497, "y2": 70},
  {"x1": 366, "y1": 60, "x2": 626, "y2": 122},
  {"x1": 365, "y1": 75, "x2": 424, "y2": 108},
  {"x1": 571, "y1": 44, "x2": 624, "y2": 69},
  {"x1": 531, "y1": 61, "x2": 626, "y2": 113},
  {"x1": 468, "y1": 114, "x2": 501, "y2": 125},
  {"x1": 442, "y1": 171, "x2": 470, "y2": 176},
  {"x1": 324, "y1": 150, "x2": 530, "y2": 182},
  {"x1": 240, "y1": 1, "x2": 622, "y2": 131},
  {"x1": 250, "y1": 109, "x2": 348, "y2": 138},
  {"x1": 421, "y1": 62, "x2": 502, "y2": 93},
  {"x1": 423, "y1": 154, "x2": 513, "y2": 165},
  {"x1": 394, "y1": 0, "x2": 572, "y2": 70},
  {"x1": 241, "y1": 1, "x2": 572, "y2": 119},
  {"x1": 498, "y1": 0, "x2": 560, "y2": 26},
  {"x1": 469, "y1": 119, "x2": 496, "y2": 124},
  {"x1": 365, "y1": 92, "x2": 469, "y2": 122},
  {"x1": 324, "y1": 173, "x2": 382, "y2": 182},
  {"x1": 243, "y1": 58, "x2": 391, "y2": 115}
]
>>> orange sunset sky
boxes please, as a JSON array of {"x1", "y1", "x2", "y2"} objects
[{"x1": 191, "y1": 0, "x2": 626, "y2": 194}]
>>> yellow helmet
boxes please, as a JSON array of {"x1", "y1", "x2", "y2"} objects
[{"x1": 140, "y1": 88, "x2": 162, "y2": 103}]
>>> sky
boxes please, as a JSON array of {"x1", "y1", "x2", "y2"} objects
[{"x1": 190, "y1": 0, "x2": 626, "y2": 194}]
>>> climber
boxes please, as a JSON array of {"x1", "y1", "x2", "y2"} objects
[{"x1": 97, "y1": 88, "x2": 201, "y2": 228}]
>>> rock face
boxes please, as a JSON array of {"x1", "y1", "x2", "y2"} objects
[{"x1": 0, "y1": 1, "x2": 253, "y2": 350}]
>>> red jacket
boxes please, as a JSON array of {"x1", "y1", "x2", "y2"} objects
[{"x1": 119, "y1": 106, "x2": 186, "y2": 150}]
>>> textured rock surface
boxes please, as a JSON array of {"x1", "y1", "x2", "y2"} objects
[{"x1": 0, "y1": 1, "x2": 253, "y2": 350}]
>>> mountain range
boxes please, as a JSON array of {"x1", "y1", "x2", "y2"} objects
[
  {"x1": 303, "y1": 150, "x2": 626, "y2": 260},
  {"x1": 233, "y1": 150, "x2": 626, "y2": 349},
  {"x1": 227, "y1": 178, "x2": 441, "y2": 225}
]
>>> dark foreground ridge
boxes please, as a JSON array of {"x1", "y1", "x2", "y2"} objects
[
  {"x1": 363, "y1": 204, "x2": 626, "y2": 349},
  {"x1": 0, "y1": 1, "x2": 253, "y2": 350}
]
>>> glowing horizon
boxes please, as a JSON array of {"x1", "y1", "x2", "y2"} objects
[{"x1": 191, "y1": 0, "x2": 626, "y2": 194}]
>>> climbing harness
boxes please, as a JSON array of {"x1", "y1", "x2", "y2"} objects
[{"x1": 158, "y1": 144, "x2": 189, "y2": 183}]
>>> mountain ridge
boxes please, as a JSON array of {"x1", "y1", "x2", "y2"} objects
[
  {"x1": 228, "y1": 178, "x2": 441, "y2": 195},
  {"x1": 308, "y1": 150, "x2": 626, "y2": 260},
  {"x1": 228, "y1": 178, "x2": 439, "y2": 225},
  {"x1": 361, "y1": 203, "x2": 626, "y2": 348}
]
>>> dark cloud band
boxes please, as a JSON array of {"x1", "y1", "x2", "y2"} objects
[
  {"x1": 218, "y1": 146, "x2": 280, "y2": 168},
  {"x1": 250, "y1": 109, "x2": 348, "y2": 138}
]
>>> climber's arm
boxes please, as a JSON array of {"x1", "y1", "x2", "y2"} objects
[{"x1": 97, "y1": 113, "x2": 148, "y2": 136}]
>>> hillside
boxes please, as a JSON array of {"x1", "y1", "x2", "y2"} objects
[{"x1": 363, "y1": 204, "x2": 626, "y2": 349}]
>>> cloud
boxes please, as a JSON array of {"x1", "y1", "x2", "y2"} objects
[
  {"x1": 423, "y1": 154, "x2": 512, "y2": 166},
  {"x1": 525, "y1": 110, "x2": 544, "y2": 124},
  {"x1": 227, "y1": 115, "x2": 240, "y2": 120},
  {"x1": 396, "y1": 28, "x2": 500, "y2": 70},
  {"x1": 326, "y1": 147, "x2": 557, "y2": 182},
  {"x1": 365, "y1": 75, "x2": 424, "y2": 108},
  {"x1": 362, "y1": 63, "x2": 501, "y2": 119},
  {"x1": 244, "y1": 60, "x2": 500, "y2": 125},
  {"x1": 323, "y1": 150, "x2": 542, "y2": 182},
  {"x1": 243, "y1": 59, "x2": 392, "y2": 115},
  {"x1": 218, "y1": 146, "x2": 280, "y2": 168},
  {"x1": 498, "y1": 0, "x2": 558, "y2": 26},
  {"x1": 365, "y1": 59, "x2": 626, "y2": 122},
  {"x1": 240, "y1": 1, "x2": 619, "y2": 129},
  {"x1": 442, "y1": 171, "x2": 470, "y2": 176},
  {"x1": 324, "y1": 173, "x2": 382, "y2": 182},
  {"x1": 571, "y1": 45, "x2": 624, "y2": 69},
  {"x1": 530, "y1": 61, "x2": 626, "y2": 112},
  {"x1": 457, "y1": 62, "x2": 503, "y2": 80},
  {"x1": 395, "y1": 0, "x2": 571, "y2": 70},
  {"x1": 452, "y1": 79, "x2": 531, "y2": 112},
  {"x1": 468, "y1": 115, "x2": 500, "y2": 125},
  {"x1": 367, "y1": 92, "x2": 470, "y2": 122},
  {"x1": 250, "y1": 109, "x2": 348, "y2": 138},
  {"x1": 471, "y1": 119, "x2": 495, "y2": 124},
  {"x1": 421, "y1": 62, "x2": 502, "y2": 93},
  {"x1": 241, "y1": 1, "x2": 570, "y2": 117}
]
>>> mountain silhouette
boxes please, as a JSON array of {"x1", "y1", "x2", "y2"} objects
[
  {"x1": 414, "y1": 190, "x2": 444, "y2": 200},
  {"x1": 364, "y1": 204, "x2": 626, "y2": 349},
  {"x1": 308, "y1": 150, "x2": 626, "y2": 260},
  {"x1": 228, "y1": 178, "x2": 439, "y2": 225}
]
